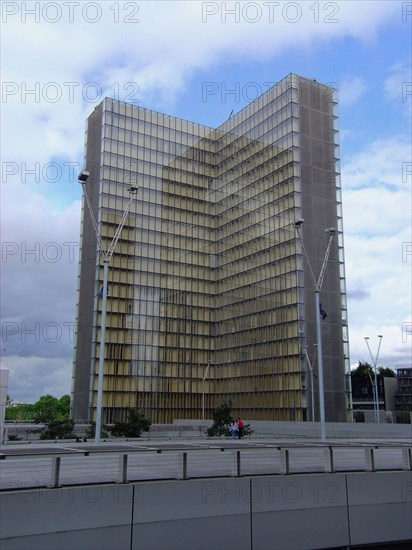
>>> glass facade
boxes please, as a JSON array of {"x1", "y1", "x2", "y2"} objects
[{"x1": 72, "y1": 74, "x2": 350, "y2": 424}]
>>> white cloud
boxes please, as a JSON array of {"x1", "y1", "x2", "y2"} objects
[
  {"x1": 342, "y1": 136, "x2": 410, "y2": 192},
  {"x1": 384, "y1": 60, "x2": 412, "y2": 109},
  {"x1": 343, "y1": 189, "x2": 410, "y2": 236},
  {"x1": 1, "y1": 184, "x2": 81, "y2": 360},
  {"x1": 1, "y1": 0, "x2": 401, "y2": 166},
  {"x1": 342, "y1": 135, "x2": 412, "y2": 369},
  {"x1": 4, "y1": 356, "x2": 72, "y2": 403},
  {"x1": 338, "y1": 75, "x2": 368, "y2": 107}
]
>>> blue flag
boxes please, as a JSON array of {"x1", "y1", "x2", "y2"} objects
[
  {"x1": 319, "y1": 303, "x2": 327, "y2": 320},
  {"x1": 98, "y1": 286, "x2": 109, "y2": 298}
]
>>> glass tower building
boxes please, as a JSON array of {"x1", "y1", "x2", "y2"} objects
[{"x1": 72, "y1": 74, "x2": 350, "y2": 424}]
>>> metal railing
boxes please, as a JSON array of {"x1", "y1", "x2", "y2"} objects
[{"x1": 1, "y1": 443, "x2": 411, "y2": 490}]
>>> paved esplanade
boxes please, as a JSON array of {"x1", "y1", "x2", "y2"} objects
[{"x1": 1, "y1": 436, "x2": 411, "y2": 490}]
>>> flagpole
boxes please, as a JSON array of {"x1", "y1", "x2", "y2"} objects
[
  {"x1": 314, "y1": 229, "x2": 335, "y2": 442},
  {"x1": 305, "y1": 346, "x2": 316, "y2": 422},
  {"x1": 364, "y1": 335, "x2": 383, "y2": 423},
  {"x1": 78, "y1": 170, "x2": 138, "y2": 444},
  {"x1": 315, "y1": 289, "x2": 326, "y2": 441},
  {"x1": 95, "y1": 259, "x2": 108, "y2": 445},
  {"x1": 294, "y1": 220, "x2": 335, "y2": 442},
  {"x1": 202, "y1": 361, "x2": 210, "y2": 422}
]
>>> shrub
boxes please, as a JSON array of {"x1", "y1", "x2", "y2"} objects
[
  {"x1": 108, "y1": 409, "x2": 151, "y2": 438},
  {"x1": 353, "y1": 410, "x2": 365, "y2": 423},
  {"x1": 8, "y1": 434, "x2": 22, "y2": 441},
  {"x1": 39, "y1": 419, "x2": 76, "y2": 440}
]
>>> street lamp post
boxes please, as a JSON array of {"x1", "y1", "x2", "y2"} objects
[
  {"x1": 305, "y1": 345, "x2": 317, "y2": 422},
  {"x1": 294, "y1": 220, "x2": 336, "y2": 441},
  {"x1": 202, "y1": 361, "x2": 210, "y2": 422},
  {"x1": 364, "y1": 335, "x2": 383, "y2": 423},
  {"x1": 78, "y1": 170, "x2": 138, "y2": 444}
]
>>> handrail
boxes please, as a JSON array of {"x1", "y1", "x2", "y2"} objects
[{"x1": 1, "y1": 443, "x2": 411, "y2": 489}]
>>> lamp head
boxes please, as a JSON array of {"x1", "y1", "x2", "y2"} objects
[
  {"x1": 294, "y1": 219, "x2": 304, "y2": 228},
  {"x1": 78, "y1": 170, "x2": 90, "y2": 184},
  {"x1": 129, "y1": 186, "x2": 139, "y2": 194},
  {"x1": 325, "y1": 227, "x2": 336, "y2": 235}
]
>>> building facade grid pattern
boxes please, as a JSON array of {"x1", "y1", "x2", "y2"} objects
[{"x1": 72, "y1": 74, "x2": 349, "y2": 424}]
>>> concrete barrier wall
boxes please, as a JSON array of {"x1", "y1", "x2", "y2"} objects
[
  {"x1": 173, "y1": 419, "x2": 412, "y2": 440},
  {"x1": 2, "y1": 472, "x2": 411, "y2": 549},
  {"x1": 229, "y1": 420, "x2": 412, "y2": 439},
  {"x1": 5, "y1": 420, "x2": 411, "y2": 443}
]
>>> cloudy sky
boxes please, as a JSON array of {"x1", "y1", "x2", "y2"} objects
[{"x1": 1, "y1": 0, "x2": 411, "y2": 403}]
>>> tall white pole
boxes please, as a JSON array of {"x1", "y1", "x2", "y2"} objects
[
  {"x1": 315, "y1": 291, "x2": 326, "y2": 440},
  {"x1": 375, "y1": 335, "x2": 383, "y2": 424},
  {"x1": 79, "y1": 172, "x2": 137, "y2": 444},
  {"x1": 295, "y1": 222, "x2": 334, "y2": 442},
  {"x1": 95, "y1": 259, "x2": 109, "y2": 445},
  {"x1": 374, "y1": 363, "x2": 380, "y2": 423},
  {"x1": 305, "y1": 346, "x2": 315, "y2": 422},
  {"x1": 364, "y1": 338, "x2": 377, "y2": 421},
  {"x1": 365, "y1": 336, "x2": 383, "y2": 424},
  {"x1": 202, "y1": 361, "x2": 210, "y2": 421}
]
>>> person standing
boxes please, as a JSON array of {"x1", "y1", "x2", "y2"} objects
[
  {"x1": 237, "y1": 418, "x2": 244, "y2": 439},
  {"x1": 230, "y1": 421, "x2": 238, "y2": 440}
]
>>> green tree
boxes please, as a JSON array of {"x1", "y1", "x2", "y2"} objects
[
  {"x1": 352, "y1": 363, "x2": 395, "y2": 380},
  {"x1": 56, "y1": 395, "x2": 70, "y2": 418},
  {"x1": 207, "y1": 401, "x2": 234, "y2": 437},
  {"x1": 378, "y1": 367, "x2": 396, "y2": 378},
  {"x1": 33, "y1": 395, "x2": 60, "y2": 423},
  {"x1": 33, "y1": 394, "x2": 70, "y2": 423},
  {"x1": 109, "y1": 409, "x2": 151, "y2": 438},
  {"x1": 39, "y1": 419, "x2": 76, "y2": 440},
  {"x1": 5, "y1": 394, "x2": 72, "y2": 426},
  {"x1": 352, "y1": 362, "x2": 375, "y2": 380},
  {"x1": 207, "y1": 401, "x2": 254, "y2": 438},
  {"x1": 5, "y1": 402, "x2": 35, "y2": 421}
]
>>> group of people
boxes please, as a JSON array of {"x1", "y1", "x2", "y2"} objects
[{"x1": 229, "y1": 418, "x2": 244, "y2": 439}]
